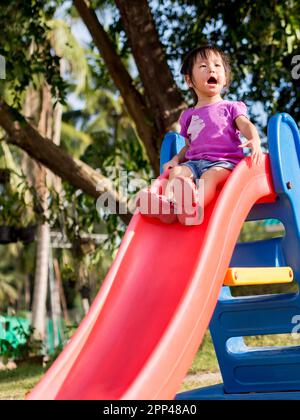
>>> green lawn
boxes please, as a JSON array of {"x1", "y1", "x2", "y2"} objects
[
  {"x1": 1, "y1": 331, "x2": 300, "y2": 399},
  {"x1": 0, "y1": 332, "x2": 220, "y2": 400},
  {"x1": 0, "y1": 362, "x2": 45, "y2": 400}
]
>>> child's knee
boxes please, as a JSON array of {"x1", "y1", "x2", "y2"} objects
[
  {"x1": 169, "y1": 165, "x2": 192, "y2": 180},
  {"x1": 169, "y1": 166, "x2": 182, "y2": 179}
]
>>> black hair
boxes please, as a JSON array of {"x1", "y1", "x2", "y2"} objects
[{"x1": 180, "y1": 44, "x2": 231, "y2": 105}]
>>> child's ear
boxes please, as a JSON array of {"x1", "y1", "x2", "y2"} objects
[{"x1": 185, "y1": 75, "x2": 193, "y2": 87}]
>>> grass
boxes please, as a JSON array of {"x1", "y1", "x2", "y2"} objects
[
  {"x1": 0, "y1": 362, "x2": 44, "y2": 400},
  {"x1": 187, "y1": 332, "x2": 219, "y2": 375},
  {"x1": 1, "y1": 331, "x2": 300, "y2": 399},
  {"x1": 244, "y1": 333, "x2": 300, "y2": 348},
  {"x1": 0, "y1": 331, "x2": 220, "y2": 400}
]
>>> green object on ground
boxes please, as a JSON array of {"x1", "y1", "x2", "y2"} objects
[
  {"x1": 0, "y1": 316, "x2": 30, "y2": 349},
  {"x1": 0, "y1": 316, "x2": 64, "y2": 356}
]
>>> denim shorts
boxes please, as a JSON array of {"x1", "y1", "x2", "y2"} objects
[{"x1": 179, "y1": 159, "x2": 236, "y2": 181}]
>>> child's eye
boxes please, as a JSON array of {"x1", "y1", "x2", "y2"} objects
[
  {"x1": 215, "y1": 63, "x2": 222, "y2": 67},
  {"x1": 199, "y1": 65, "x2": 206, "y2": 68}
]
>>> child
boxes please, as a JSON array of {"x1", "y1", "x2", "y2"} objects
[{"x1": 139, "y1": 45, "x2": 263, "y2": 225}]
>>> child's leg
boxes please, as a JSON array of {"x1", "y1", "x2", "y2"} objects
[
  {"x1": 200, "y1": 167, "x2": 232, "y2": 207},
  {"x1": 168, "y1": 165, "x2": 194, "y2": 182}
]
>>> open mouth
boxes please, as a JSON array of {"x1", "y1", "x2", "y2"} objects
[{"x1": 207, "y1": 76, "x2": 218, "y2": 85}]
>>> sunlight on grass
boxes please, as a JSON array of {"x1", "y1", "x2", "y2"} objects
[
  {"x1": 1, "y1": 331, "x2": 300, "y2": 399},
  {"x1": 0, "y1": 363, "x2": 44, "y2": 400}
]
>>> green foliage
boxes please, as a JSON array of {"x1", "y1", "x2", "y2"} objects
[
  {"x1": 59, "y1": 265, "x2": 78, "y2": 310},
  {"x1": 238, "y1": 220, "x2": 284, "y2": 242},
  {"x1": 0, "y1": 171, "x2": 37, "y2": 228},
  {"x1": 0, "y1": 321, "x2": 43, "y2": 362},
  {"x1": 0, "y1": 271, "x2": 18, "y2": 305},
  {"x1": 102, "y1": 0, "x2": 300, "y2": 128},
  {"x1": 47, "y1": 19, "x2": 90, "y2": 94},
  {"x1": 1, "y1": 1, "x2": 299, "y2": 315},
  {"x1": 81, "y1": 129, "x2": 152, "y2": 249},
  {"x1": 0, "y1": 244, "x2": 33, "y2": 310}
]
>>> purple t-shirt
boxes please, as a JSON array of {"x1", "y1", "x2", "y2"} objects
[{"x1": 179, "y1": 100, "x2": 247, "y2": 165}]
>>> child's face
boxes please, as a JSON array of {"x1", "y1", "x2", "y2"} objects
[{"x1": 185, "y1": 52, "x2": 227, "y2": 99}]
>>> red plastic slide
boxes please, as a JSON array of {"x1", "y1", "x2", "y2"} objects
[{"x1": 28, "y1": 155, "x2": 276, "y2": 400}]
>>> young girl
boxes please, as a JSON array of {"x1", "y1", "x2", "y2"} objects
[{"x1": 139, "y1": 45, "x2": 263, "y2": 225}]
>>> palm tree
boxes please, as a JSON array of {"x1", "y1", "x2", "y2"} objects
[{"x1": 29, "y1": 18, "x2": 90, "y2": 340}]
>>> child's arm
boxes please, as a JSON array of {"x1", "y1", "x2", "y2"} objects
[
  {"x1": 235, "y1": 116, "x2": 263, "y2": 165},
  {"x1": 163, "y1": 139, "x2": 189, "y2": 171}
]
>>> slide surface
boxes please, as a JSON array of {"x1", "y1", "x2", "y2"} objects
[{"x1": 28, "y1": 155, "x2": 276, "y2": 400}]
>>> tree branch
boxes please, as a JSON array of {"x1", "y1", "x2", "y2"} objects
[
  {"x1": 115, "y1": 0, "x2": 186, "y2": 132},
  {"x1": 0, "y1": 98, "x2": 132, "y2": 225}
]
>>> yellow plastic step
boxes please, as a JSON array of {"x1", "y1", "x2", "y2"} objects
[{"x1": 224, "y1": 267, "x2": 294, "y2": 286}]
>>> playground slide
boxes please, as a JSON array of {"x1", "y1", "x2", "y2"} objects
[{"x1": 28, "y1": 155, "x2": 276, "y2": 400}]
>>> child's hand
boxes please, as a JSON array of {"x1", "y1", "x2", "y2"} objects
[
  {"x1": 163, "y1": 159, "x2": 178, "y2": 172},
  {"x1": 239, "y1": 140, "x2": 263, "y2": 165}
]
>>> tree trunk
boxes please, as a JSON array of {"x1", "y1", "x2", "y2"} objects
[
  {"x1": 0, "y1": 98, "x2": 131, "y2": 225},
  {"x1": 49, "y1": 247, "x2": 63, "y2": 347},
  {"x1": 72, "y1": 239, "x2": 91, "y2": 316},
  {"x1": 24, "y1": 275, "x2": 31, "y2": 311},
  {"x1": 48, "y1": 95, "x2": 67, "y2": 339},
  {"x1": 31, "y1": 84, "x2": 52, "y2": 341},
  {"x1": 115, "y1": 0, "x2": 186, "y2": 133},
  {"x1": 74, "y1": 0, "x2": 161, "y2": 175},
  {"x1": 53, "y1": 257, "x2": 70, "y2": 326},
  {"x1": 31, "y1": 222, "x2": 50, "y2": 340},
  {"x1": 74, "y1": 0, "x2": 186, "y2": 157},
  {"x1": 50, "y1": 100, "x2": 63, "y2": 193}
]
